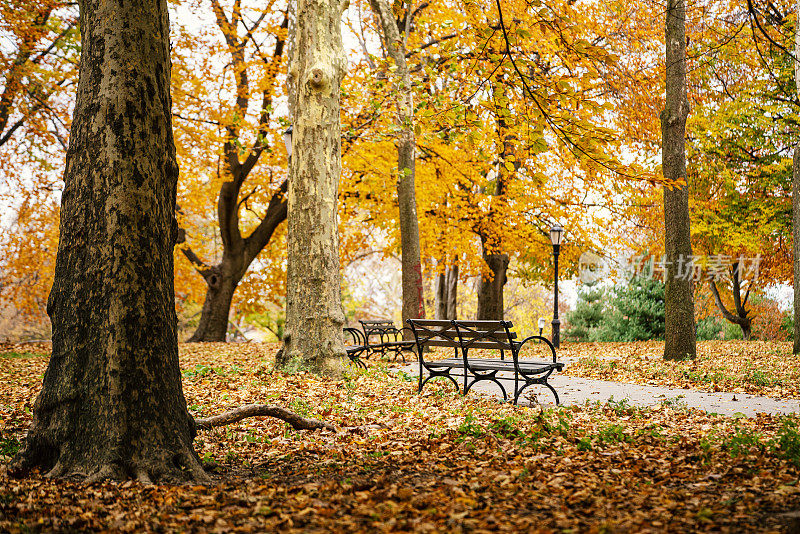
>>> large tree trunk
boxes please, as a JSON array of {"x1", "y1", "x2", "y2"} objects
[
  {"x1": 369, "y1": 0, "x2": 425, "y2": 331},
  {"x1": 477, "y1": 252, "x2": 509, "y2": 320},
  {"x1": 794, "y1": 0, "x2": 800, "y2": 354},
  {"x1": 794, "y1": 148, "x2": 800, "y2": 352},
  {"x1": 11, "y1": 0, "x2": 207, "y2": 483},
  {"x1": 661, "y1": 0, "x2": 696, "y2": 360},
  {"x1": 277, "y1": 0, "x2": 348, "y2": 376}
]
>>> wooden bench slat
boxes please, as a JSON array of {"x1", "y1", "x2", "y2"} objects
[
  {"x1": 410, "y1": 319, "x2": 516, "y2": 329},
  {"x1": 422, "y1": 339, "x2": 515, "y2": 350}
]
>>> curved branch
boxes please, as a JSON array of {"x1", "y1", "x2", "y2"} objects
[
  {"x1": 243, "y1": 179, "x2": 288, "y2": 263},
  {"x1": 708, "y1": 278, "x2": 748, "y2": 326},
  {"x1": 195, "y1": 404, "x2": 336, "y2": 431}
]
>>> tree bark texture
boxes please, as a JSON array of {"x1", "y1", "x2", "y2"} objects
[
  {"x1": 181, "y1": 11, "x2": 289, "y2": 342},
  {"x1": 794, "y1": 147, "x2": 800, "y2": 353},
  {"x1": 369, "y1": 0, "x2": 425, "y2": 328},
  {"x1": 661, "y1": 0, "x2": 696, "y2": 360},
  {"x1": 477, "y1": 253, "x2": 509, "y2": 321},
  {"x1": 11, "y1": 0, "x2": 207, "y2": 483},
  {"x1": 278, "y1": 0, "x2": 348, "y2": 376},
  {"x1": 794, "y1": 0, "x2": 800, "y2": 354}
]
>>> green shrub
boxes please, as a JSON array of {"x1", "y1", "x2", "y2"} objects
[
  {"x1": 696, "y1": 316, "x2": 725, "y2": 341},
  {"x1": 590, "y1": 274, "x2": 665, "y2": 342},
  {"x1": 781, "y1": 312, "x2": 794, "y2": 343},
  {"x1": 723, "y1": 321, "x2": 743, "y2": 340},
  {"x1": 564, "y1": 284, "x2": 606, "y2": 342}
]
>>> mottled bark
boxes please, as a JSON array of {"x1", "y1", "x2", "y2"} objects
[
  {"x1": 708, "y1": 263, "x2": 752, "y2": 340},
  {"x1": 182, "y1": 12, "x2": 289, "y2": 342},
  {"x1": 477, "y1": 253, "x2": 509, "y2": 321},
  {"x1": 794, "y1": 0, "x2": 800, "y2": 354},
  {"x1": 277, "y1": 0, "x2": 348, "y2": 376},
  {"x1": 369, "y1": 0, "x2": 425, "y2": 329},
  {"x1": 11, "y1": 0, "x2": 207, "y2": 483},
  {"x1": 445, "y1": 262, "x2": 458, "y2": 319},
  {"x1": 794, "y1": 147, "x2": 800, "y2": 353},
  {"x1": 661, "y1": 0, "x2": 696, "y2": 360}
]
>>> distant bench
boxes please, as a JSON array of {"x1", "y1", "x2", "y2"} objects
[
  {"x1": 406, "y1": 319, "x2": 564, "y2": 404},
  {"x1": 358, "y1": 319, "x2": 415, "y2": 363}
]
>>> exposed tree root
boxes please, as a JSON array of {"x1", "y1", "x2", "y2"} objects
[
  {"x1": 195, "y1": 404, "x2": 337, "y2": 432},
  {"x1": 195, "y1": 405, "x2": 391, "y2": 436}
]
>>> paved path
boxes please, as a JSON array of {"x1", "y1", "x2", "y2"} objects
[{"x1": 398, "y1": 365, "x2": 800, "y2": 417}]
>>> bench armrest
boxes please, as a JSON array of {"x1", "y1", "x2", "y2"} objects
[
  {"x1": 517, "y1": 335, "x2": 557, "y2": 363},
  {"x1": 344, "y1": 327, "x2": 366, "y2": 346}
]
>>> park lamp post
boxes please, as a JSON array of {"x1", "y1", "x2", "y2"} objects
[
  {"x1": 550, "y1": 225, "x2": 564, "y2": 349},
  {"x1": 283, "y1": 125, "x2": 293, "y2": 159}
]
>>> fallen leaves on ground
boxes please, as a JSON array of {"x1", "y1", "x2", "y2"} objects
[
  {"x1": 559, "y1": 341, "x2": 800, "y2": 399},
  {"x1": 1, "y1": 341, "x2": 800, "y2": 532}
]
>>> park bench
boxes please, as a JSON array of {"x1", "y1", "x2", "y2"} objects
[
  {"x1": 359, "y1": 319, "x2": 416, "y2": 363},
  {"x1": 406, "y1": 319, "x2": 564, "y2": 405},
  {"x1": 343, "y1": 327, "x2": 367, "y2": 369}
]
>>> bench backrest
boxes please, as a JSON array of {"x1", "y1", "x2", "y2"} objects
[
  {"x1": 407, "y1": 319, "x2": 517, "y2": 351},
  {"x1": 360, "y1": 319, "x2": 395, "y2": 328},
  {"x1": 359, "y1": 319, "x2": 401, "y2": 346}
]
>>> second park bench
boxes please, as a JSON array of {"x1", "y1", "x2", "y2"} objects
[{"x1": 406, "y1": 319, "x2": 564, "y2": 405}]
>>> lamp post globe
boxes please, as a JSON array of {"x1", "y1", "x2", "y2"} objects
[{"x1": 550, "y1": 225, "x2": 564, "y2": 348}]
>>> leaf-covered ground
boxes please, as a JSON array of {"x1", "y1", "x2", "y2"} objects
[
  {"x1": 559, "y1": 341, "x2": 800, "y2": 399},
  {"x1": 2, "y1": 341, "x2": 800, "y2": 532}
]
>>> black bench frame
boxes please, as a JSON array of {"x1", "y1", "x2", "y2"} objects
[
  {"x1": 407, "y1": 319, "x2": 564, "y2": 404},
  {"x1": 359, "y1": 319, "x2": 415, "y2": 363},
  {"x1": 343, "y1": 327, "x2": 367, "y2": 369}
]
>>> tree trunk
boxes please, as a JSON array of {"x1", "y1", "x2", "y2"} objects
[
  {"x1": 183, "y1": 179, "x2": 286, "y2": 343},
  {"x1": 277, "y1": 0, "x2": 348, "y2": 376},
  {"x1": 708, "y1": 267, "x2": 752, "y2": 341},
  {"x1": 445, "y1": 262, "x2": 458, "y2": 319},
  {"x1": 475, "y1": 84, "x2": 515, "y2": 323},
  {"x1": 794, "y1": 0, "x2": 800, "y2": 354},
  {"x1": 794, "y1": 147, "x2": 800, "y2": 352},
  {"x1": 368, "y1": 0, "x2": 425, "y2": 330},
  {"x1": 435, "y1": 270, "x2": 446, "y2": 319},
  {"x1": 477, "y1": 253, "x2": 509, "y2": 321},
  {"x1": 11, "y1": 0, "x2": 207, "y2": 483},
  {"x1": 188, "y1": 267, "x2": 238, "y2": 342},
  {"x1": 179, "y1": 9, "x2": 289, "y2": 343},
  {"x1": 661, "y1": 0, "x2": 696, "y2": 360}
]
